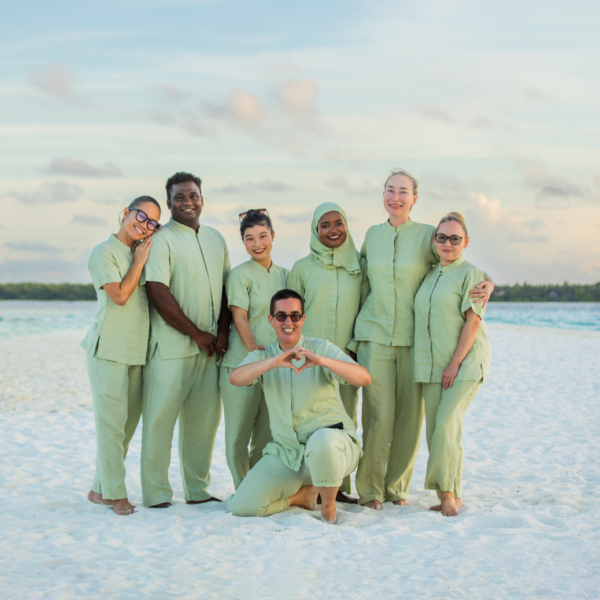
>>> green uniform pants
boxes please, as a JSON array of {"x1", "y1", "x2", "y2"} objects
[
  {"x1": 339, "y1": 383, "x2": 359, "y2": 495},
  {"x1": 220, "y1": 367, "x2": 272, "y2": 490},
  {"x1": 423, "y1": 380, "x2": 481, "y2": 499},
  {"x1": 355, "y1": 341, "x2": 424, "y2": 504},
  {"x1": 230, "y1": 428, "x2": 360, "y2": 517},
  {"x1": 87, "y1": 356, "x2": 143, "y2": 500},
  {"x1": 141, "y1": 351, "x2": 221, "y2": 507}
]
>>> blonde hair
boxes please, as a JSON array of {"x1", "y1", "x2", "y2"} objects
[
  {"x1": 436, "y1": 211, "x2": 468, "y2": 236},
  {"x1": 384, "y1": 168, "x2": 419, "y2": 195}
]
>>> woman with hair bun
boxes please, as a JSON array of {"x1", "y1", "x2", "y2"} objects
[
  {"x1": 220, "y1": 209, "x2": 288, "y2": 489},
  {"x1": 81, "y1": 195, "x2": 161, "y2": 515},
  {"x1": 414, "y1": 212, "x2": 491, "y2": 516},
  {"x1": 351, "y1": 169, "x2": 493, "y2": 510}
]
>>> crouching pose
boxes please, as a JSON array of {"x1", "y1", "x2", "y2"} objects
[{"x1": 228, "y1": 289, "x2": 371, "y2": 524}]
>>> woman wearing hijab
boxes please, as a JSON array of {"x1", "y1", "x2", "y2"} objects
[
  {"x1": 287, "y1": 202, "x2": 368, "y2": 503},
  {"x1": 81, "y1": 195, "x2": 161, "y2": 515},
  {"x1": 219, "y1": 209, "x2": 289, "y2": 489}
]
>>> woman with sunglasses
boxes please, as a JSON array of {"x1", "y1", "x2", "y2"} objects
[
  {"x1": 351, "y1": 169, "x2": 493, "y2": 510},
  {"x1": 81, "y1": 195, "x2": 161, "y2": 515},
  {"x1": 414, "y1": 212, "x2": 491, "y2": 516},
  {"x1": 287, "y1": 202, "x2": 367, "y2": 503},
  {"x1": 219, "y1": 209, "x2": 288, "y2": 489}
]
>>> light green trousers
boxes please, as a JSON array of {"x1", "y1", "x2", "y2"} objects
[
  {"x1": 220, "y1": 368, "x2": 273, "y2": 490},
  {"x1": 141, "y1": 351, "x2": 221, "y2": 507},
  {"x1": 229, "y1": 428, "x2": 360, "y2": 517},
  {"x1": 423, "y1": 380, "x2": 481, "y2": 499},
  {"x1": 86, "y1": 356, "x2": 143, "y2": 500},
  {"x1": 355, "y1": 341, "x2": 424, "y2": 504},
  {"x1": 339, "y1": 383, "x2": 359, "y2": 495}
]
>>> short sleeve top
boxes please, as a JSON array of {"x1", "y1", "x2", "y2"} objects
[
  {"x1": 414, "y1": 256, "x2": 492, "y2": 383},
  {"x1": 80, "y1": 235, "x2": 149, "y2": 366}
]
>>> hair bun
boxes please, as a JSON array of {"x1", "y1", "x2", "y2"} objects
[{"x1": 446, "y1": 211, "x2": 465, "y2": 223}]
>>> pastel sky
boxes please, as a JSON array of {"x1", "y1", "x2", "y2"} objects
[{"x1": 1, "y1": 0, "x2": 599, "y2": 284}]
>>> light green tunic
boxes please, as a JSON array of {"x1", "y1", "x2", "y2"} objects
[
  {"x1": 238, "y1": 335, "x2": 359, "y2": 472},
  {"x1": 145, "y1": 218, "x2": 231, "y2": 360},
  {"x1": 414, "y1": 256, "x2": 491, "y2": 384},
  {"x1": 223, "y1": 258, "x2": 289, "y2": 368},
  {"x1": 81, "y1": 235, "x2": 149, "y2": 365},
  {"x1": 352, "y1": 219, "x2": 437, "y2": 348}
]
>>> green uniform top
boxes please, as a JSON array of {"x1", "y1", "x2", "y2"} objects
[
  {"x1": 414, "y1": 256, "x2": 492, "y2": 384},
  {"x1": 287, "y1": 255, "x2": 368, "y2": 354},
  {"x1": 222, "y1": 258, "x2": 289, "y2": 368},
  {"x1": 145, "y1": 218, "x2": 231, "y2": 360},
  {"x1": 238, "y1": 335, "x2": 359, "y2": 471},
  {"x1": 81, "y1": 234, "x2": 149, "y2": 366},
  {"x1": 352, "y1": 219, "x2": 437, "y2": 348}
]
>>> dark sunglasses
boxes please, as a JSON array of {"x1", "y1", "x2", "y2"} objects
[
  {"x1": 434, "y1": 233, "x2": 463, "y2": 246},
  {"x1": 272, "y1": 312, "x2": 304, "y2": 323},
  {"x1": 131, "y1": 209, "x2": 160, "y2": 232},
  {"x1": 239, "y1": 208, "x2": 269, "y2": 223}
]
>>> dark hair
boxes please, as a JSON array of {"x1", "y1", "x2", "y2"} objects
[
  {"x1": 270, "y1": 289, "x2": 304, "y2": 316},
  {"x1": 165, "y1": 171, "x2": 202, "y2": 201},
  {"x1": 240, "y1": 210, "x2": 273, "y2": 239},
  {"x1": 128, "y1": 195, "x2": 161, "y2": 212}
]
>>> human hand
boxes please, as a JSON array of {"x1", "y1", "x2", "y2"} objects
[
  {"x1": 195, "y1": 331, "x2": 217, "y2": 357},
  {"x1": 469, "y1": 280, "x2": 494, "y2": 309},
  {"x1": 253, "y1": 345, "x2": 266, "y2": 351},
  {"x1": 215, "y1": 332, "x2": 229, "y2": 356},
  {"x1": 441, "y1": 362, "x2": 459, "y2": 390},
  {"x1": 274, "y1": 348, "x2": 303, "y2": 375},
  {"x1": 133, "y1": 237, "x2": 153, "y2": 265},
  {"x1": 295, "y1": 347, "x2": 324, "y2": 374}
]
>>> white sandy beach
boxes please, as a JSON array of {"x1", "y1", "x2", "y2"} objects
[{"x1": 1, "y1": 324, "x2": 599, "y2": 599}]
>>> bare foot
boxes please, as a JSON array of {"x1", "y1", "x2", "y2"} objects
[
  {"x1": 429, "y1": 504, "x2": 442, "y2": 512},
  {"x1": 393, "y1": 499, "x2": 409, "y2": 506},
  {"x1": 288, "y1": 485, "x2": 319, "y2": 511},
  {"x1": 112, "y1": 498, "x2": 136, "y2": 516},
  {"x1": 440, "y1": 491, "x2": 459, "y2": 517},
  {"x1": 88, "y1": 491, "x2": 114, "y2": 506},
  {"x1": 336, "y1": 492, "x2": 358, "y2": 504},
  {"x1": 363, "y1": 499, "x2": 381, "y2": 511},
  {"x1": 186, "y1": 497, "x2": 222, "y2": 504},
  {"x1": 429, "y1": 497, "x2": 462, "y2": 513},
  {"x1": 149, "y1": 502, "x2": 172, "y2": 509}
]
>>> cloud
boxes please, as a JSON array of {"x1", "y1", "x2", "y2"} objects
[
  {"x1": 4, "y1": 181, "x2": 84, "y2": 205},
  {"x1": 323, "y1": 175, "x2": 378, "y2": 196},
  {"x1": 152, "y1": 84, "x2": 190, "y2": 103},
  {"x1": 513, "y1": 158, "x2": 590, "y2": 198},
  {"x1": 179, "y1": 110, "x2": 214, "y2": 137},
  {"x1": 417, "y1": 103, "x2": 453, "y2": 123},
  {"x1": 72, "y1": 214, "x2": 107, "y2": 226},
  {"x1": 211, "y1": 180, "x2": 293, "y2": 194},
  {"x1": 205, "y1": 88, "x2": 266, "y2": 128},
  {"x1": 278, "y1": 211, "x2": 314, "y2": 224},
  {"x1": 4, "y1": 241, "x2": 62, "y2": 253},
  {"x1": 45, "y1": 157, "x2": 123, "y2": 178},
  {"x1": 0, "y1": 256, "x2": 89, "y2": 283},
  {"x1": 468, "y1": 115, "x2": 493, "y2": 129},
  {"x1": 31, "y1": 63, "x2": 78, "y2": 102},
  {"x1": 277, "y1": 79, "x2": 318, "y2": 120},
  {"x1": 534, "y1": 186, "x2": 570, "y2": 209}
]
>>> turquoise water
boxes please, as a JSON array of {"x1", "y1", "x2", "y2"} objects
[{"x1": 0, "y1": 300, "x2": 599, "y2": 339}]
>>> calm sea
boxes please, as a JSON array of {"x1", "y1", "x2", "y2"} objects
[{"x1": 0, "y1": 300, "x2": 599, "y2": 340}]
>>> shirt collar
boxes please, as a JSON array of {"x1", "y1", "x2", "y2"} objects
[
  {"x1": 278, "y1": 334, "x2": 305, "y2": 353},
  {"x1": 109, "y1": 234, "x2": 133, "y2": 253},
  {"x1": 250, "y1": 257, "x2": 273, "y2": 272},
  {"x1": 384, "y1": 217, "x2": 414, "y2": 233},
  {"x1": 440, "y1": 255, "x2": 465, "y2": 273},
  {"x1": 168, "y1": 217, "x2": 200, "y2": 234}
]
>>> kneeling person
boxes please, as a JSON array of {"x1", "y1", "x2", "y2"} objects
[{"x1": 228, "y1": 289, "x2": 371, "y2": 524}]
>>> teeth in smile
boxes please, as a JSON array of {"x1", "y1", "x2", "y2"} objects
[
  {"x1": 283, "y1": 328, "x2": 294, "y2": 333},
  {"x1": 134, "y1": 226, "x2": 142, "y2": 233}
]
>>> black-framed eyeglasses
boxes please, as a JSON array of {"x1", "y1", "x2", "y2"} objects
[
  {"x1": 272, "y1": 311, "x2": 304, "y2": 323},
  {"x1": 434, "y1": 233, "x2": 463, "y2": 246},
  {"x1": 131, "y1": 209, "x2": 161, "y2": 232},
  {"x1": 239, "y1": 208, "x2": 269, "y2": 223}
]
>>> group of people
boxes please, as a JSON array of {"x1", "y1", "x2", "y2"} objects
[{"x1": 82, "y1": 168, "x2": 492, "y2": 525}]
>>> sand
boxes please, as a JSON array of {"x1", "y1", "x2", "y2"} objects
[{"x1": 1, "y1": 324, "x2": 599, "y2": 599}]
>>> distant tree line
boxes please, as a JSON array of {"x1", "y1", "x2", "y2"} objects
[
  {"x1": 0, "y1": 283, "x2": 97, "y2": 300},
  {"x1": 491, "y1": 282, "x2": 600, "y2": 302},
  {"x1": 0, "y1": 282, "x2": 599, "y2": 302}
]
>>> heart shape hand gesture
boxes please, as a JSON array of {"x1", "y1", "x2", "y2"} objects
[{"x1": 276, "y1": 349, "x2": 304, "y2": 375}]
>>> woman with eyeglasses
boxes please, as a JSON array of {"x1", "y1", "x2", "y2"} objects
[
  {"x1": 414, "y1": 212, "x2": 491, "y2": 516},
  {"x1": 81, "y1": 195, "x2": 161, "y2": 515},
  {"x1": 350, "y1": 169, "x2": 493, "y2": 511},
  {"x1": 219, "y1": 209, "x2": 288, "y2": 489},
  {"x1": 287, "y1": 202, "x2": 367, "y2": 504}
]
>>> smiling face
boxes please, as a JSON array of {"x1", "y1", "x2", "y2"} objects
[
  {"x1": 317, "y1": 211, "x2": 348, "y2": 249},
  {"x1": 383, "y1": 174, "x2": 417, "y2": 221},
  {"x1": 121, "y1": 202, "x2": 161, "y2": 243},
  {"x1": 268, "y1": 297, "x2": 305, "y2": 349},
  {"x1": 434, "y1": 220, "x2": 469, "y2": 265},
  {"x1": 167, "y1": 181, "x2": 203, "y2": 227},
  {"x1": 243, "y1": 223, "x2": 274, "y2": 263}
]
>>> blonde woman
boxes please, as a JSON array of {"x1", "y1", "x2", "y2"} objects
[
  {"x1": 414, "y1": 212, "x2": 491, "y2": 516},
  {"x1": 82, "y1": 196, "x2": 161, "y2": 515},
  {"x1": 351, "y1": 170, "x2": 493, "y2": 510}
]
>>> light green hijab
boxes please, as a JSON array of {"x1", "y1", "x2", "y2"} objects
[{"x1": 310, "y1": 202, "x2": 361, "y2": 276}]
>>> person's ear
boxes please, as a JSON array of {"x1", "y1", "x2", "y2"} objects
[
  {"x1": 268, "y1": 315, "x2": 274, "y2": 329},
  {"x1": 123, "y1": 207, "x2": 130, "y2": 218},
  {"x1": 464, "y1": 236, "x2": 469, "y2": 250},
  {"x1": 166, "y1": 197, "x2": 172, "y2": 210},
  {"x1": 200, "y1": 194, "x2": 204, "y2": 206},
  {"x1": 271, "y1": 231, "x2": 276, "y2": 241}
]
